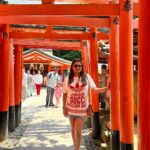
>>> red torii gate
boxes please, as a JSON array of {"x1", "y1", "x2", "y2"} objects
[
  {"x1": 0, "y1": 16, "x2": 138, "y2": 28},
  {"x1": 0, "y1": 1, "x2": 134, "y2": 148},
  {"x1": 13, "y1": 39, "x2": 82, "y2": 50},
  {"x1": 0, "y1": 5, "x2": 127, "y2": 149},
  {"x1": 0, "y1": 3, "x2": 139, "y2": 16}
]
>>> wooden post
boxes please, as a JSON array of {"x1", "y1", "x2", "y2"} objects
[
  {"x1": 8, "y1": 40, "x2": 15, "y2": 132},
  {"x1": 81, "y1": 40, "x2": 92, "y2": 128},
  {"x1": 0, "y1": 24, "x2": 10, "y2": 141},
  {"x1": 14, "y1": 45, "x2": 23, "y2": 127},
  {"x1": 138, "y1": 0, "x2": 150, "y2": 149},
  {"x1": 48, "y1": 65, "x2": 51, "y2": 72},
  {"x1": 60, "y1": 65, "x2": 63, "y2": 75},
  {"x1": 19, "y1": 48, "x2": 23, "y2": 123},
  {"x1": 81, "y1": 41, "x2": 89, "y2": 74},
  {"x1": 110, "y1": 16, "x2": 120, "y2": 150},
  {"x1": 89, "y1": 27, "x2": 100, "y2": 139},
  {"x1": 119, "y1": 0, "x2": 134, "y2": 149}
]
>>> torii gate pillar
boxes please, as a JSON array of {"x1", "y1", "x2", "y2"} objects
[
  {"x1": 119, "y1": 0, "x2": 134, "y2": 149},
  {"x1": 81, "y1": 41, "x2": 89, "y2": 74},
  {"x1": 14, "y1": 45, "x2": 23, "y2": 127},
  {"x1": 8, "y1": 40, "x2": 15, "y2": 132},
  {"x1": 81, "y1": 40, "x2": 92, "y2": 128},
  {"x1": 138, "y1": 0, "x2": 150, "y2": 149},
  {"x1": 89, "y1": 27, "x2": 100, "y2": 139},
  {"x1": 110, "y1": 16, "x2": 120, "y2": 150},
  {"x1": 0, "y1": 24, "x2": 10, "y2": 141}
]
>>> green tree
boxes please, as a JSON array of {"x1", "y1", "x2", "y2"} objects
[{"x1": 53, "y1": 50, "x2": 81, "y2": 61}]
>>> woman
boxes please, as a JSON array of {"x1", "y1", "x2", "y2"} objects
[{"x1": 62, "y1": 58, "x2": 107, "y2": 150}]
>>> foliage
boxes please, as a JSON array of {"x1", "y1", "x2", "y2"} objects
[
  {"x1": 23, "y1": 48, "x2": 30, "y2": 52},
  {"x1": 53, "y1": 50, "x2": 81, "y2": 61}
]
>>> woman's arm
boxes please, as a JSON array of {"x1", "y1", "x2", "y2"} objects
[
  {"x1": 62, "y1": 93, "x2": 68, "y2": 116},
  {"x1": 87, "y1": 74, "x2": 108, "y2": 93},
  {"x1": 92, "y1": 87, "x2": 108, "y2": 93},
  {"x1": 63, "y1": 93, "x2": 67, "y2": 108}
]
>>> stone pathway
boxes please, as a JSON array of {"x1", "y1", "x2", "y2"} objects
[
  {"x1": 0, "y1": 88, "x2": 86, "y2": 150},
  {"x1": 0, "y1": 87, "x2": 138, "y2": 150}
]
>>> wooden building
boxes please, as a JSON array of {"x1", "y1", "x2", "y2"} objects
[{"x1": 23, "y1": 49, "x2": 71, "y2": 75}]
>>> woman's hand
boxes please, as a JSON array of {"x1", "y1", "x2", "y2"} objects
[
  {"x1": 92, "y1": 87, "x2": 108, "y2": 93},
  {"x1": 63, "y1": 93, "x2": 68, "y2": 117},
  {"x1": 63, "y1": 107, "x2": 68, "y2": 117},
  {"x1": 108, "y1": 81, "x2": 111, "y2": 90}
]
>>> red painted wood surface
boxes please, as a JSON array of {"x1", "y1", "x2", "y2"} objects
[
  {"x1": 9, "y1": 40, "x2": 15, "y2": 107},
  {"x1": 14, "y1": 39, "x2": 81, "y2": 50},
  {"x1": 0, "y1": 25, "x2": 10, "y2": 111},
  {"x1": 89, "y1": 28, "x2": 99, "y2": 112},
  {"x1": 138, "y1": 0, "x2": 150, "y2": 149},
  {"x1": 0, "y1": 4, "x2": 119, "y2": 16},
  {"x1": 109, "y1": 16, "x2": 120, "y2": 131},
  {"x1": 14, "y1": 46, "x2": 23, "y2": 105},
  {"x1": 24, "y1": 51, "x2": 70, "y2": 67},
  {"x1": 119, "y1": 0, "x2": 134, "y2": 144}
]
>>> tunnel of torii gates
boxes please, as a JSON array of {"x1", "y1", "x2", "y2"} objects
[{"x1": 0, "y1": 0, "x2": 149, "y2": 149}]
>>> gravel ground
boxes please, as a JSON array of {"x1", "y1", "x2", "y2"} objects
[
  {"x1": 0, "y1": 88, "x2": 137, "y2": 150},
  {"x1": 0, "y1": 88, "x2": 108, "y2": 150},
  {"x1": 0, "y1": 119, "x2": 102, "y2": 150},
  {"x1": 0, "y1": 88, "x2": 86, "y2": 150},
  {"x1": 0, "y1": 118, "x2": 32, "y2": 150}
]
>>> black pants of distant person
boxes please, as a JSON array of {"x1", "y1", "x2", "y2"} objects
[{"x1": 46, "y1": 87, "x2": 54, "y2": 107}]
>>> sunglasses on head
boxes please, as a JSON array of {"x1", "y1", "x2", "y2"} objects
[{"x1": 73, "y1": 64, "x2": 82, "y2": 68}]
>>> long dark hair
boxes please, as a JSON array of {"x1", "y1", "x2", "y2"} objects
[{"x1": 68, "y1": 58, "x2": 87, "y2": 85}]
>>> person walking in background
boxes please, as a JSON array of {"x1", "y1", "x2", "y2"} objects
[
  {"x1": 62, "y1": 58, "x2": 108, "y2": 150},
  {"x1": 99, "y1": 64, "x2": 108, "y2": 109},
  {"x1": 27, "y1": 69, "x2": 32, "y2": 97},
  {"x1": 22, "y1": 68, "x2": 28, "y2": 101},
  {"x1": 43, "y1": 71, "x2": 48, "y2": 87},
  {"x1": 31, "y1": 70, "x2": 36, "y2": 92},
  {"x1": 54, "y1": 82, "x2": 62, "y2": 107},
  {"x1": 34, "y1": 70, "x2": 43, "y2": 95},
  {"x1": 46, "y1": 67, "x2": 59, "y2": 107}
]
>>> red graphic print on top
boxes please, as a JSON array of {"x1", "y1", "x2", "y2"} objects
[
  {"x1": 67, "y1": 82, "x2": 87, "y2": 109},
  {"x1": 69, "y1": 82, "x2": 86, "y2": 92}
]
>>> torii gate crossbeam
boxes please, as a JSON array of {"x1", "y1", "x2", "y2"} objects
[{"x1": 0, "y1": 4, "x2": 122, "y2": 16}]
